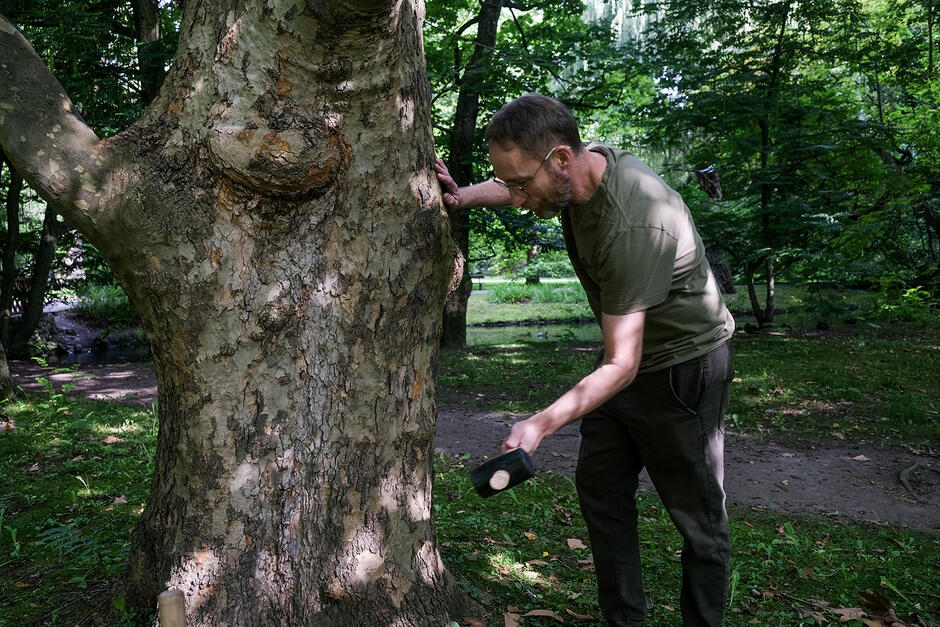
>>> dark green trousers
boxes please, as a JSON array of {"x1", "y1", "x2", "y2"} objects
[{"x1": 576, "y1": 340, "x2": 734, "y2": 627}]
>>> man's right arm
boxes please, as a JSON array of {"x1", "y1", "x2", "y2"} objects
[{"x1": 434, "y1": 158, "x2": 511, "y2": 210}]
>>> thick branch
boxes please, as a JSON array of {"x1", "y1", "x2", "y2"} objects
[{"x1": 0, "y1": 14, "x2": 109, "y2": 226}]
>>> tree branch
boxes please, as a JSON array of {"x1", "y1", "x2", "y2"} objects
[{"x1": 0, "y1": 14, "x2": 109, "y2": 227}]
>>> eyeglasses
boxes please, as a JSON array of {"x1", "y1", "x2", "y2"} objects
[{"x1": 493, "y1": 145, "x2": 566, "y2": 198}]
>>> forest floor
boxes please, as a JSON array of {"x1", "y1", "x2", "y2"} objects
[{"x1": 9, "y1": 356, "x2": 939, "y2": 533}]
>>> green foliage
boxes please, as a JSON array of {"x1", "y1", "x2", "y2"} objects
[
  {"x1": 638, "y1": 0, "x2": 940, "y2": 303},
  {"x1": 425, "y1": 0, "x2": 654, "y2": 276},
  {"x1": 486, "y1": 281, "x2": 589, "y2": 305},
  {"x1": 71, "y1": 283, "x2": 139, "y2": 326}
]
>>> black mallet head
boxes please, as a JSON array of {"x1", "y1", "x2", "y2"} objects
[{"x1": 470, "y1": 449, "x2": 535, "y2": 498}]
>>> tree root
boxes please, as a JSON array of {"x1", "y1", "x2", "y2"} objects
[{"x1": 898, "y1": 462, "x2": 939, "y2": 502}]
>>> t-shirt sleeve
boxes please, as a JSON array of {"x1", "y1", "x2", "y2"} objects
[{"x1": 595, "y1": 226, "x2": 678, "y2": 315}]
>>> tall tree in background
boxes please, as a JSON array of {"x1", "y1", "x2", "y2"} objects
[
  {"x1": 427, "y1": 0, "x2": 643, "y2": 345},
  {"x1": 641, "y1": 0, "x2": 940, "y2": 320},
  {"x1": 641, "y1": 0, "x2": 901, "y2": 323},
  {"x1": 1, "y1": 1, "x2": 471, "y2": 623}
]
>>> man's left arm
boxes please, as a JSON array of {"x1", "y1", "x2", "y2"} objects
[{"x1": 502, "y1": 310, "x2": 645, "y2": 453}]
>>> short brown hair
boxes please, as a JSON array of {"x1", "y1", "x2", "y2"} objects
[{"x1": 485, "y1": 94, "x2": 583, "y2": 159}]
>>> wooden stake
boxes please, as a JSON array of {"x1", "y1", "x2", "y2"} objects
[{"x1": 158, "y1": 589, "x2": 186, "y2": 627}]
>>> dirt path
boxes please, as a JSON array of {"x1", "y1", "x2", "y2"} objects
[{"x1": 9, "y1": 361, "x2": 939, "y2": 532}]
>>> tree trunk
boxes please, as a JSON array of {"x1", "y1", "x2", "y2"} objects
[
  {"x1": 0, "y1": 338, "x2": 12, "y2": 399},
  {"x1": 0, "y1": 153, "x2": 22, "y2": 352},
  {"x1": 11, "y1": 205, "x2": 61, "y2": 354},
  {"x1": 441, "y1": 0, "x2": 504, "y2": 348},
  {"x1": 706, "y1": 249, "x2": 736, "y2": 295},
  {"x1": 132, "y1": 0, "x2": 165, "y2": 103},
  {"x1": 744, "y1": 258, "x2": 775, "y2": 326},
  {"x1": 928, "y1": 0, "x2": 935, "y2": 74},
  {"x1": 1, "y1": 2, "x2": 474, "y2": 623}
]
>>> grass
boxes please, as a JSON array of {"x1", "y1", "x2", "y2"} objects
[
  {"x1": 468, "y1": 280, "x2": 593, "y2": 325},
  {"x1": 440, "y1": 324, "x2": 939, "y2": 449},
  {"x1": 1, "y1": 285, "x2": 938, "y2": 625},
  {"x1": 2, "y1": 394, "x2": 937, "y2": 626},
  {"x1": 434, "y1": 455, "x2": 939, "y2": 626},
  {"x1": 457, "y1": 284, "x2": 939, "y2": 449},
  {"x1": 0, "y1": 381, "x2": 156, "y2": 625},
  {"x1": 728, "y1": 328, "x2": 939, "y2": 445}
]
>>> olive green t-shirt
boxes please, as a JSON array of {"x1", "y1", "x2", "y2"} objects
[{"x1": 562, "y1": 143, "x2": 735, "y2": 373}]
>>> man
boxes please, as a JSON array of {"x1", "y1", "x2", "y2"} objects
[{"x1": 435, "y1": 94, "x2": 735, "y2": 626}]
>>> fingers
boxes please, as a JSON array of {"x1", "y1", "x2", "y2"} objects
[
  {"x1": 434, "y1": 159, "x2": 456, "y2": 189},
  {"x1": 502, "y1": 419, "x2": 542, "y2": 454}
]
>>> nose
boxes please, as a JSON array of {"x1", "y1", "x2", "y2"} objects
[{"x1": 509, "y1": 188, "x2": 527, "y2": 208}]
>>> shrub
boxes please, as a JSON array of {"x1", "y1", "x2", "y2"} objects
[
  {"x1": 72, "y1": 283, "x2": 138, "y2": 326},
  {"x1": 487, "y1": 282, "x2": 588, "y2": 305}
]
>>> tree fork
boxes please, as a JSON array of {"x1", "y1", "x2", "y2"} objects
[{"x1": 2, "y1": 2, "x2": 477, "y2": 623}]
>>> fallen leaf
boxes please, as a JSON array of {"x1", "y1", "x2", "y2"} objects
[
  {"x1": 527, "y1": 559, "x2": 549, "y2": 566},
  {"x1": 113, "y1": 495, "x2": 128, "y2": 505},
  {"x1": 567, "y1": 538, "x2": 588, "y2": 550},
  {"x1": 566, "y1": 608, "x2": 595, "y2": 620},
  {"x1": 801, "y1": 565, "x2": 818, "y2": 580},
  {"x1": 524, "y1": 531, "x2": 538, "y2": 540},
  {"x1": 504, "y1": 611, "x2": 521, "y2": 627},
  {"x1": 523, "y1": 609, "x2": 563, "y2": 622},
  {"x1": 71, "y1": 455, "x2": 84, "y2": 462},
  {"x1": 832, "y1": 607, "x2": 866, "y2": 621},
  {"x1": 507, "y1": 605, "x2": 520, "y2": 613},
  {"x1": 852, "y1": 455, "x2": 871, "y2": 462},
  {"x1": 28, "y1": 463, "x2": 40, "y2": 472},
  {"x1": 103, "y1": 435, "x2": 122, "y2": 444}
]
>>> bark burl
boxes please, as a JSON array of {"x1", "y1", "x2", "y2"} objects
[{"x1": 0, "y1": 1, "x2": 471, "y2": 623}]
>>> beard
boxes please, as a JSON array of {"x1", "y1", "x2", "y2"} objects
[{"x1": 528, "y1": 168, "x2": 572, "y2": 219}]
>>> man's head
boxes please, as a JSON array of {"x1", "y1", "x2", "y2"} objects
[
  {"x1": 485, "y1": 94, "x2": 582, "y2": 160},
  {"x1": 485, "y1": 94, "x2": 583, "y2": 218}
]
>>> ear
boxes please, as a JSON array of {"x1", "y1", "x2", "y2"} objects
[{"x1": 553, "y1": 144, "x2": 574, "y2": 170}]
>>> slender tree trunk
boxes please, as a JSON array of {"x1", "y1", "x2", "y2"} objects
[
  {"x1": 2, "y1": 2, "x2": 475, "y2": 623},
  {"x1": 928, "y1": 0, "x2": 935, "y2": 73},
  {"x1": 11, "y1": 205, "x2": 61, "y2": 354},
  {"x1": 441, "y1": 0, "x2": 504, "y2": 348},
  {"x1": 763, "y1": 257, "x2": 775, "y2": 321},
  {"x1": 0, "y1": 154, "x2": 22, "y2": 352},
  {"x1": 745, "y1": 261, "x2": 767, "y2": 327},
  {"x1": 0, "y1": 338, "x2": 12, "y2": 399},
  {"x1": 0, "y1": 153, "x2": 15, "y2": 395},
  {"x1": 706, "y1": 249, "x2": 736, "y2": 294},
  {"x1": 132, "y1": 0, "x2": 165, "y2": 104},
  {"x1": 748, "y1": 2, "x2": 789, "y2": 326}
]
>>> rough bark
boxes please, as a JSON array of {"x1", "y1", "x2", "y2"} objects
[
  {"x1": 2, "y1": 2, "x2": 473, "y2": 623},
  {"x1": 441, "y1": 0, "x2": 504, "y2": 348}
]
